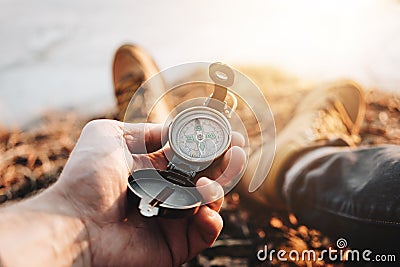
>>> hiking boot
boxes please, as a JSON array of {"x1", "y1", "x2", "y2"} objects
[
  {"x1": 113, "y1": 44, "x2": 168, "y2": 122},
  {"x1": 241, "y1": 80, "x2": 366, "y2": 209}
]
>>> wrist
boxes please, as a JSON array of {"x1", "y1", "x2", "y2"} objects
[{"x1": 0, "y1": 186, "x2": 91, "y2": 267}]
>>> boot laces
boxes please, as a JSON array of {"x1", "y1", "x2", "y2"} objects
[
  {"x1": 313, "y1": 97, "x2": 361, "y2": 147},
  {"x1": 115, "y1": 73, "x2": 144, "y2": 118}
]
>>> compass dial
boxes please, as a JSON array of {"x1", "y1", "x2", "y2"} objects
[
  {"x1": 169, "y1": 106, "x2": 231, "y2": 163},
  {"x1": 178, "y1": 117, "x2": 225, "y2": 159}
]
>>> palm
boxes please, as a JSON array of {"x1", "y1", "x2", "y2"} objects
[
  {"x1": 57, "y1": 120, "x2": 245, "y2": 267},
  {"x1": 93, "y1": 214, "x2": 192, "y2": 266}
]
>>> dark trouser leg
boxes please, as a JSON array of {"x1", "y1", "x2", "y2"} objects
[{"x1": 284, "y1": 145, "x2": 400, "y2": 254}]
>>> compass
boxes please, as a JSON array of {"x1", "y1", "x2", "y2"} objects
[{"x1": 127, "y1": 62, "x2": 236, "y2": 218}]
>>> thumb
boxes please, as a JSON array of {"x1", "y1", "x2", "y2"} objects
[{"x1": 123, "y1": 123, "x2": 165, "y2": 154}]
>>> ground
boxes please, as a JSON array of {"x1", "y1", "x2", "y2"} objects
[{"x1": 0, "y1": 67, "x2": 399, "y2": 266}]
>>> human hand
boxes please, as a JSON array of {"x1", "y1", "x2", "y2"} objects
[{"x1": 53, "y1": 119, "x2": 246, "y2": 267}]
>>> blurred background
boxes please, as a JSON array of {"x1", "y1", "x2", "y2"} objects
[{"x1": 1, "y1": 0, "x2": 400, "y2": 127}]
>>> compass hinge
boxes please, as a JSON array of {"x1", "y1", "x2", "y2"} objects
[{"x1": 167, "y1": 163, "x2": 196, "y2": 180}]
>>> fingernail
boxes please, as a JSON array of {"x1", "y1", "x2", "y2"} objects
[
  {"x1": 208, "y1": 208, "x2": 216, "y2": 218},
  {"x1": 210, "y1": 181, "x2": 221, "y2": 199},
  {"x1": 124, "y1": 134, "x2": 134, "y2": 141}
]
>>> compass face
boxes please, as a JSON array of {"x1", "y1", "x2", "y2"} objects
[
  {"x1": 169, "y1": 107, "x2": 231, "y2": 163},
  {"x1": 178, "y1": 117, "x2": 225, "y2": 159}
]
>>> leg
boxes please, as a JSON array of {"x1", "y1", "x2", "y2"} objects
[
  {"x1": 240, "y1": 80, "x2": 399, "y2": 253},
  {"x1": 285, "y1": 145, "x2": 400, "y2": 251},
  {"x1": 241, "y1": 80, "x2": 366, "y2": 208}
]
